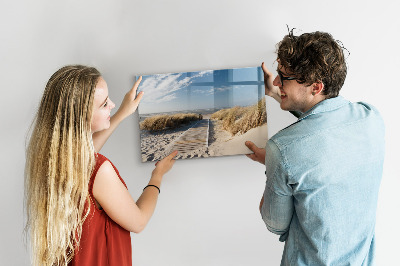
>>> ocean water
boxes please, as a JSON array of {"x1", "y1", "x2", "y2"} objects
[{"x1": 139, "y1": 108, "x2": 219, "y2": 122}]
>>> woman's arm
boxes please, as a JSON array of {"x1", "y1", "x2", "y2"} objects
[
  {"x1": 93, "y1": 150, "x2": 178, "y2": 233},
  {"x1": 92, "y1": 76, "x2": 144, "y2": 152}
]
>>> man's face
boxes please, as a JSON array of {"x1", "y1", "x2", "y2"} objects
[{"x1": 273, "y1": 64, "x2": 315, "y2": 113}]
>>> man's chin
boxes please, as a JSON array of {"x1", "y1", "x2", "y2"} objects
[{"x1": 279, "y1": 103, "x2": 290, "y2": 111}]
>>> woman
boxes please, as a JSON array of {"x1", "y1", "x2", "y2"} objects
[{"x1": 25, "y1": 65, "x2": 177, "y2": 265}]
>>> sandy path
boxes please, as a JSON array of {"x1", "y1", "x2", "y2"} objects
[{"x1": 140, "y1": 119, "x2": 268, "y2": 162}]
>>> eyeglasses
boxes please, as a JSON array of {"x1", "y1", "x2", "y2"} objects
[{"x1": 277, "y1": 70, "x2": 297, "y2": 86}]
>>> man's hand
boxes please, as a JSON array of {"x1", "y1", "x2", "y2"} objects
[
  {"x1": 245, "y1": 141, "x2": 266, "y2": 165},
  {"x1": 262, "y1": 62, "x2": 282, "y2": 103}
]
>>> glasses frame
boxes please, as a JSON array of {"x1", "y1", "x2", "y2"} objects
[{"x1": 277, "y1": 70, "x2": 297, "y2": 86}]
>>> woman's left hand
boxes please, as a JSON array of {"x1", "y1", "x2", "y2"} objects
[{"x1": 116, "y1": 76, "x2": 144, "y2": 119}]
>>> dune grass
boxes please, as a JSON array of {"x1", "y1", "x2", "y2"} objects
[
  {"x1": 140, "y1": 113, "x2": 203, "y2": 131},
  {"x1": 210, "y1": 98, "x2": 266, "y2": 135}
]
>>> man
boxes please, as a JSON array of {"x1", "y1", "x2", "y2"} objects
[{"x1": 246, "y1": 31, "x2": 385, "y2": 265}]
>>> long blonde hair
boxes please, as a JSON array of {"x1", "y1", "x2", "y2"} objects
[{"x1": 25, "y1": 65, "x2": 101, "y2": 265}]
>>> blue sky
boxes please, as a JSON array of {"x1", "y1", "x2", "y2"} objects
[{"x1": 137, "y1": 66, "x2": 264, "y2": 114}]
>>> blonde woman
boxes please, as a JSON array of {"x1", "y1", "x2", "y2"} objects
[{"x1": 25, "y1": 65, "x2": 177, "y2": 266}]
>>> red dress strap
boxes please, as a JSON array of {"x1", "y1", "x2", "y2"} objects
[{"x1": 88, "y1": 153, "x2": 108, "y2": 206}]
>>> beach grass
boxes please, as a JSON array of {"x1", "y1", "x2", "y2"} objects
[
  {"x1": 211, "y1": 98, "x2": 266, "y2": 135},
  {"x1": 140, "y1": 113, "x2": 203, "y2": 131}
]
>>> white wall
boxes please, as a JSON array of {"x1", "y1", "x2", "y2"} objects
[{"x1": 1, "y1": 0, "x2": 399, "y2": 265}]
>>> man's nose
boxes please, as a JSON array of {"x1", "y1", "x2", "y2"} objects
[{"x1": 273, "y1": 75, "x2": 281, "y2": 87}]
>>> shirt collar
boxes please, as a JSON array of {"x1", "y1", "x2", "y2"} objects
[{"x1": 298, "y1": 95, "x2": 350, "y2": 121}]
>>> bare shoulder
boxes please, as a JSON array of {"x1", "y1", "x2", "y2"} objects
[
  {"x1": 96, "y1": 160, "x2": 117, "y2": 179},
  {"x1": 93, "y1": 160, "x2": 127, "y2": 199}
]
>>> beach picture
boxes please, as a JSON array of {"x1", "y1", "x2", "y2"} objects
[{"x1": 137, "y1": 66, "x2": 268, "y2": 162}]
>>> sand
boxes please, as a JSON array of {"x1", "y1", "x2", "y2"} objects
[
  {"x1": 140, "y1": 119, "x2": 268, "y2": 162},
  {"x1": 208, "y1": 121, "x2": 268, "y2": 156}
]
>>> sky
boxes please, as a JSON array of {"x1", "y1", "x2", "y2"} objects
[{"x1": 137, "y1": 66, "x2": 264, "y2": 114}]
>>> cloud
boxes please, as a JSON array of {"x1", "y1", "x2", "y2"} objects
[
  {"x1": 192, "y1": 88, "x2": 214, "y2": 96},
  {"x1": 154, "y1": 93, "x2": 177, "y2": 103},
  {"x1": 215, "y1": 86, "x2": 231, "y2": 92},
  {"x1": 139, "y1": 70, "x2": 213, "y2": 104},
  {"x1": 194, "y1": 70, "x2": 212, "y2": 78}
]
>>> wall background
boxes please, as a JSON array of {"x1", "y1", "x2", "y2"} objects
[{"x1": 1, "y1": 0, "x2": 399, "y2": 265}]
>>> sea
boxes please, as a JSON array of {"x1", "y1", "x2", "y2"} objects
[{"x1": 139, "y1": 108, "x2": 225, "y2": 122}]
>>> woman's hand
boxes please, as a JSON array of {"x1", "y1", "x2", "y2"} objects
[
  {"x1": 262, "y1": 62, "x2": 282, "y2": 103},
  {"x1": 152, "y1": 150, "x2": 178, "y2": 179},
  {"x1": 115, "y1": 76, "x2": 144, "y2": 120},
  {"x1": 92, "y1": 77, "x2": 144, "y2": 152}
]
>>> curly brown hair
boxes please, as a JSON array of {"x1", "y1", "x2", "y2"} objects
[{"x1": 277, "y1": 30, "x2": 348, "y2": 98}]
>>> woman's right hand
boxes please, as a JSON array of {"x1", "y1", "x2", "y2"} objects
[
  {"x1": 261, "y1": 62, "x2": 282, "y2": 103},
  {"x1": 115, "y1": 76, "x2": 144, "y2": 120},
  {"x1": 152, "y1": 150, "x2": 178, "y2": 178}
]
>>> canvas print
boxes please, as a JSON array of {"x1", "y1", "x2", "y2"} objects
[{"x1": 137, "y1": 66, "x2": 268, "y2": 162}]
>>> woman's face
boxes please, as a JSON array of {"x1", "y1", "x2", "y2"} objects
[{"x1": 91, "y1": 77, "x2": 115, "y2": 133}]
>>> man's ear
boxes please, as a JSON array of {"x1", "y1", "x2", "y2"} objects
[{"x1": 312, "y1": 82, "x2": 324, "y2": 96}]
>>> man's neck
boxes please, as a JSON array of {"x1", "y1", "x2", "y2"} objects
[{"x1": 301, "y1": 95, "x2": 327, "y2": 113}]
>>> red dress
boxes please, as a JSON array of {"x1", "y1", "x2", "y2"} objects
[{"x1": 69, "y1": 153, "x2": 132, "y2": 266}]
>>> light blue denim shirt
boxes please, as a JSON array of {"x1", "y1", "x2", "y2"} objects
[{"x1": 261, "y1": 96, "x2": 385, "y2": 265}]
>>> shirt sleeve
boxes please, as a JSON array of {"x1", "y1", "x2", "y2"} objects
[{"x1": 260, "y1": 139, "x2": 294, "y2": 241}]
